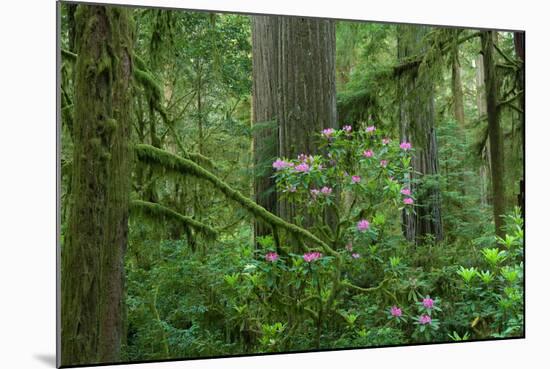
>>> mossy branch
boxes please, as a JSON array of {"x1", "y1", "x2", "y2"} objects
[
  {"x1": 134, "y1": 144, "x2": 338, "y2": 257},
  {"x1": 130, "y1": 199, "x2": 217, "y2": 239},
  {"x1": 61, "y1": 49, "x2": 78, "y2": 62},
  {"x1": 341, "y1": 278, "x2": 390, "y2": 294},
  {"x1": 393, "y1": 31, "x2": 482, "y2": 76}
]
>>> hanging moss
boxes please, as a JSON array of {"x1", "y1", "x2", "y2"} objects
[
  {"x1": 133, "y1": 68, "x2": 162, "y2": 102},
  {"x1": 134, "y1": 144, "x2": 338, "y2": 257},
  {"x1": 130, "y1": 199, "x2": 217, "y2": 240}
]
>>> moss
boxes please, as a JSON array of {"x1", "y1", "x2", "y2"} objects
[
  {"x1": 133, "y1": 68, "x2": 162, "y2": 102},
  {"x1": 130, "y1": 199, "x2": 217, "y2": 240}
]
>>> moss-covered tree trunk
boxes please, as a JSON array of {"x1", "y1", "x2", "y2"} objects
[
  {"x1": 251, "y1": 15, "x2": 280, "y2": 244},
  {"x1": 61, "y1": 5, "x2": 133, "y2": 366},
  {"x1": 277, "y1": 17, "x2": 338, "y2": 226},
  {"x1": 397, "y1": 25, "x2": 443, "y2": 244},
  {"x1": 481, "y1": 31, "x2": 506, "y2": 238},
  {"x1": 475, "y1": 53, "x2": 491, "y2": 206}
]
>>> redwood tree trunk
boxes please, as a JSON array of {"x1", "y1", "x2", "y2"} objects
[
  {"x1": 277, "y1": 17, "x2": 338, "y2": 225},
  {"x1": 251, "y1": 15, "x2": 280, "y2": 243},
  {"x1": 397, "y1": 25, "x2": 443, "y2": 244},
  {"x1": 61, "y1": 5, "x2": 133, "y2": 366},
  {"x1": 481, "y1": 30, "x2": 506, "y2": 238}
]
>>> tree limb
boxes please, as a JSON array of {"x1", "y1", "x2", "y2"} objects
[
  {"x1": 130, "y1": 199, "x2": 218, "y2": 239},
  {"x1": 134, "y1": 144, "x2": 339, "y2": 257}
]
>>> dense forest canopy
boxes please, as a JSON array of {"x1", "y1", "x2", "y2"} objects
[{"x1": 59, "y1": 3, "x2": 524, "y2": 366}]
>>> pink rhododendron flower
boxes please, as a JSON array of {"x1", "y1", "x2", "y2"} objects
[
  {"x1": 403, "y1": 197, "x2": 414, "y2": 205},
  {"x1": 352, "y1": 175, "x2": 361, "y2": 184},
  {"x1": 419, "y1": 314, "x2": 432, "y2": 325},
  {"x1": 322, "y1": 128, "x2": 335, "y2": 138},
  {"x1": 422, "y1": 297, "x2": 434, "y2": 309},
  {"x1": 382, "y1": 138, "x2": 390, "y2": 145},
  {"x1": 380, "y1": 160, "x2": 388, "y2": 168},
  {"x1": 321, "y1": 186, "x2": 333, "y2": 195},
  {"x1": 343, "y1": 125, "x2": 352, "y2": 132},
  {"x1": 363, "y1": 150, "x2": 374, "y2": 158},
  {"x1": 352, "y1": 253, "x2": 360, "y2": 259},
  {"x1": 265, "y1": 252, "x2": 279, "y2": 262},
  {"x1": 303, "y1": 252, "x2": 322, "y2": 262},
  {"x1": 400, "y1": 141, "x2": 412, "y2": 150},
  {"x1": 366, "y1": 126, "x2": 376, "y2": 133},
  {"x1": 401, "y1": 188, "x2": 412, "y2": 196},
  {"x1": 390, "y1": 306, "x2": 402, "y2": 317},
  {"x1": 272, "y1": 159, "x2": 291, "y2": 170},
  {"x1": 345, "y1": 242, "x2": 353, "y2": 251},
  {"x1": 357, "y1": 219, "x2": 370, "y2": 232},
  {"x1": 295, "y1": 163, "x2": 310, "y2": 173}
]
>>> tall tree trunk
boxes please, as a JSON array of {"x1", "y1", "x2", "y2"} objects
[
  {"x1": 251, "y1": 16, "x2": 280, "y2": 244},
  {"x1": 451, "y1": 39, "x2": 467, "y2": 195},
  {"x1": 277, "y1": 17, "x2": 338, "y2": 226},
  {"x1": 61, "y1": 5, "x2": 133, "y2": 366},
  {"x1": 514, "y1": 32, "x2": 525, "y2": 217},
  {"x1": 397, "y1": 25, "x2": 443, "y2": 244},
  {"x1": 451, "y1": 45, "x2": 466, "y2": 130},
  {"x1": 481, "y1": 31, "x2": 506, "y2": 238},
  {"x1": 475, "y1": 53, "x2": 491, "y2": 206}
]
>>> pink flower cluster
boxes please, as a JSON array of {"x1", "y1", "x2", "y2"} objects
[
  {"x1": 322, "y1": 128, "x2": 335, "y2": 138},
  {"x1": 380, "y1": 160, "x2": 388, "y2": 168},
  {"x1": 366, "y1": 125, "x2": 376, "y2": 133},
  {"x1": 390, "y1": 306, "x2": 402, "y2": 317},
  {"x1": 351, "y1": 175, "x2": 361, "y2": 184},
  {"x1": 357, "y1": 219, "x2": 370, "y2": 232},
  {"x1": 265, "y1": 252, "x2": 279, "y2": 262},
  {"x1": 422, "y1": 297, "x2": 434, "y2": 309},
  {"x1": 400, "y1": 141, "x2": 412, "y2": 150},
  {"x1": 342, "y1": 125, "x2": 352, "y2": 133},
  {"x1": 272, "y1": 159, "x2": 293, "y2": 170},
  {"x1": 303, "y1": 252, "x2": 322, "y2": 262},
  {"x1": 351, "y1": 253, "x2": 360, "y2": 259},
  {"x1": 363, "y1": 150, "x2": 374, "y2": 158},
  {"x1": 382, "y1": 138, "x2": 390, "y2": 145},
  {"x1": 321, "y1": 186, "x2": 332, "y2": 195},
  {"x1": 295, "y1": 163, "x2": 310, "y2": 173},
  {"x1": 418, "y1": 314, "x2": 432, "y2": 325},
  {"x1": 298, "y1": 153, "x2": 314, "y2": 163},
  {"x1": 401, "y1": 188, "x2": 414, "y2": 205},
  {"x1": 311, "y1": 186, "x2": 332, "y2": 198}
]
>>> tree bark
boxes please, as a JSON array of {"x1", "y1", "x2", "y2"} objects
[
  {"x1": 481, "y1": 31, "x2": 506, "y2": 238},
  {"x1": 251, "y1": 16, "x2": 280, "y2": 243},
  {"x1": 397, "y1": 25, "x2": 443, "y2": 244},
  {"x1": 277, "y1": 17, "x2": 338, "y2": 225},
  {"x1": 61, "y1": 5, "x2": 133, "y2": 366},
  {"x1": 475, "y1": 53, "x2": 491, "y2": 206}
]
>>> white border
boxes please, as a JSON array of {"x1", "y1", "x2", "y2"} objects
[{"x1": 1, "y1": 0, "x2": 548, "y2": 368}]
